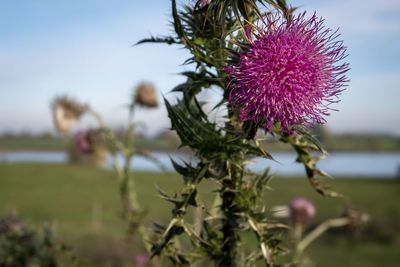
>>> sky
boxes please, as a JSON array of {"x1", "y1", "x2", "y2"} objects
[{"x1": 0, "y1": 0, "x2": 399, "y2": 136}]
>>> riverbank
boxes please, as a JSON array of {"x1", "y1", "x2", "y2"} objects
[
  {"x1": 1, "y1": 133, "x2": 400, "y2": 153},
  {"x1": 0, "y1": 163, "x2": 399, "y2": 267}
]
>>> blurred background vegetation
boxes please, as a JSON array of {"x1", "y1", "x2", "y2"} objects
[
  {"x1": 0, "y1": 163, "x2": 399, "y2": 266},
  {"x1": 1, "y1": 127, "x2": 399, "y2": 153},
  {"x1": 0, "y1": 128, "x2": 399, "y2": 266}
]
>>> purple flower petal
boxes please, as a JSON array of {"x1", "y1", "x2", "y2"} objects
[{"x1": 227, "y1": 12, "x2": 350, "y2": 133}]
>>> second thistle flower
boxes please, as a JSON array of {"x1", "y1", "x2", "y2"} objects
[{"x1": 226, "y1": 12, "x2": 350, "y2": 133}]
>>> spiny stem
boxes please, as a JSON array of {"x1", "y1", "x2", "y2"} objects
[{"x1": 219, "y1": 161, "x2": 241, "y2": 267}]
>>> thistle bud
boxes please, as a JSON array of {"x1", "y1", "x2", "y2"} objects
[
  {"x1": 289, "y1": 197, "x2": 316, "y2": 225},
  {"x1": 134, "y1": 82, "x2": 158, "y2": 108},
  {"x1": 134, "y1": 253, "x2": 150, "y2": 267}
]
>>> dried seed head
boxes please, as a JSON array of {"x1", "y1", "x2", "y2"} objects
[
  {"x1": 52, "y1": 96, "x2": 88, "y2": 133},
  {"x1": 134, "y1": 82, "x2": 158, "y2": 108},
  {"x1": 341, "y1": 208, "x2": 369, "y2": 229}
]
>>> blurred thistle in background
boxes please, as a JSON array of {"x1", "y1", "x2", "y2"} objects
[
  {"x1": 0, "y1": 215, "x2": 75, "y2": 266},
  {"x1": 0, "y1": 215, "x2": 24, "y2": 235},
  {"x1": 134, "y1": 253, "x2": 150, "y2": 267},
  {"x1": 72, "y1": 129, "x2": 107, "y2": 167},
  {"x1": 51, "y1": 96, "x2": 88, "y2": 134},
  {"x1": 74, "y1": 130, "x2": 95, "y2": 154},
  {"x1": 289, "y1": 197, "x2": 316, "y2": 225},
  {"x1": 49, "y1": 81, "x2": 160, "y2": 262},
  {"x1": 270, "y1": 196, "x2": 370, "y2": 265},
  {"x1": 134, "y1": 82, "x2": 159, "y2": 108}
]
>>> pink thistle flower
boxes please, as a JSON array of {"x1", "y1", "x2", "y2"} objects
[
  {"x1": 226, "y1": 12, "x2": 349, "y2": 133},
  {"x1": 289, "y1": 197, "x2": 316, "y2": 224},
  {"x1": 134, "y1": 253, "x2": 150, "y2": 267},
  {"x1": 74, "y1": 131, "x2": 93, "y2": 154},
  {"x1": 195, "y1": 0, "x2": 210, "y2": 8}
]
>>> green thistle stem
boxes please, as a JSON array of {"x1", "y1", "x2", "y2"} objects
[
  {"x1": 89, "y1": 106, "x2": 154, "y2": 255},
  {"x1": 293, "y1": 223, "x2": 303, "y2": 263},
  {"x1": 293, "y1": 218, "x2": 350, "y2": 264},
  {"x1": 219, "y1": 162, "x2": 241, "y2": 267},
  {"x1": 121, "y1": 107, "x2": 142, "y2": 232},
  {"x1": 298, "y1": 218, "x2": 349, "y2": 257}
]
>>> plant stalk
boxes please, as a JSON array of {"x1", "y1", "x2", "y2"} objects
[{"x1": 219, "y1": 161, "x2": 241, "y2": 267}]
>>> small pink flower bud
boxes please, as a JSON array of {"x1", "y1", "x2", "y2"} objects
[
  {"x1": 134, "y1": 253, "x2": 150, "y2": 267},
  {"x1": 289, "y1": 197, "x2": 316, "y2": 225}
]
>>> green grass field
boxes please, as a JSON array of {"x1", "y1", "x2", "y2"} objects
[{"x1": 0, "y1": 163, "x2": 399, "y2": 266}]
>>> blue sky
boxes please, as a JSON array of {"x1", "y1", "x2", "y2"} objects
[{"x1": 0, "y1": 0, "x2": 399, "y2": 135}]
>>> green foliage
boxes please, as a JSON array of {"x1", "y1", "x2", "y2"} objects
[
  {"x1": 0, "y1": 219, "x2": 76, "y2": 267},
  {"x1": 280, "y1": 130, "x2": 341, "y2": 197}
]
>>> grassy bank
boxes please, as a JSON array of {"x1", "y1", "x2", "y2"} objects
[
  {"x1": 0, "y1": 164, "x2": 399, "y2": 266},
  {"x1": 1, "y1": 134, "x2": 400, "y2": 152},
  {"x1": 0, "y1": 136, "x2": 68, "y2": 151}
]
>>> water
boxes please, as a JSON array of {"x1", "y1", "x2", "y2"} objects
[
  {"x1": 1, "y1": 151, "x2": 399, "y2": 178},
  {"x1": 0, "y1": 151, "x2": 68, "y2": 163}
]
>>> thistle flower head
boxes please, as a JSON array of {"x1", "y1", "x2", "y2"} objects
[
  {"x1": 134, "y1": 82, "x2": 158, "y2": 108},
  {"x1": 52, "y1": 96, "x2": 88, "y2": 133},
  {"x1": 74, "y1": 129, "x2": 103, "y2": 155},
  {"x1": 74, "y1": 131, "x2": 93, "y2": 154},
  {"x1": 289, "y1": 197, "x2": 316, "y2": 224},
  {"x1": 227, "y1": 12, "x2": 349, "y2": 133}
]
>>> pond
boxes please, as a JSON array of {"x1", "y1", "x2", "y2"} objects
[{"x1": 1, "y1": 151, "x2": 399, "y2": 178}]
